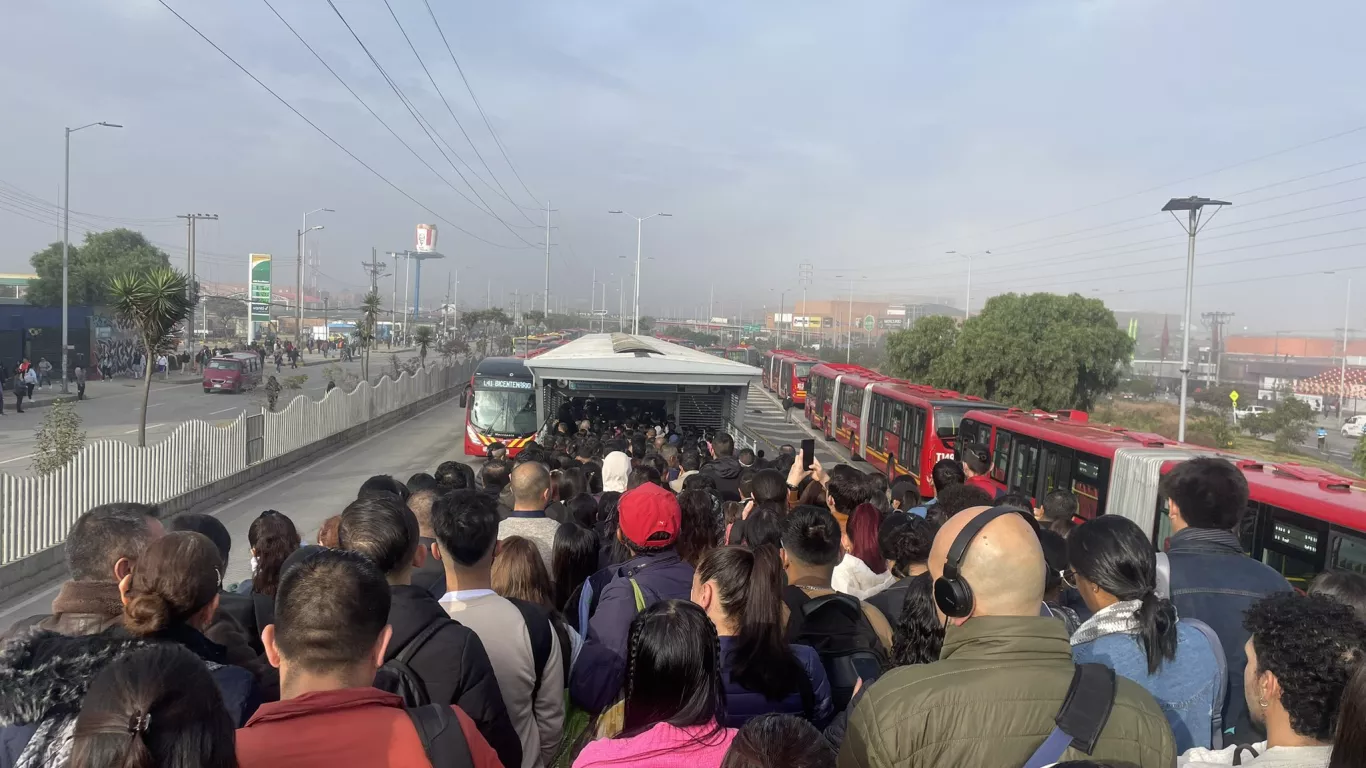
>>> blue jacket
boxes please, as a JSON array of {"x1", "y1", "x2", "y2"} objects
[
  {"x1": 1072, "y1": 621, "x2": 1221, "y2": 752},
  {"x1": 569, "y1": 550, "x2": 695, "y2": 713},
  {"x1": 1166, "y1": 528, "x2": 1292, "y2": 740},
  {"x1": 717, "y1": 638, "x2": 832, "y2": 729}
]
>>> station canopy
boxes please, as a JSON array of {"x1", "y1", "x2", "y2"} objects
[{"x1": 522, "y1": 333, "x2": 761, "y2": 387}]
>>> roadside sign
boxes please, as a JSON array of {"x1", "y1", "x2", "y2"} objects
[
  {"x1": 1230, "y1": 390, "x2": 1240, "y2": 404},
  {"x1": 743, "y1": 324, "x2": 760, "y2": 333},
  {"x1": 862, "y1": 315, "x2": 875, "y2": 332}
]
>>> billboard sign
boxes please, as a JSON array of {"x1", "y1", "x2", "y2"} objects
[
  {"x1": 415, "y1": 224, "x2": 438, "y2": 253},
  {"x1": 249, "y1": 254, "x2": 272, "y2": 322},
  {"x1": 886, "y1": 305, "x2": 906, "y2": 317},
  {"x1": 862, "y1": 315, "x2": 876, "y2": 332}
]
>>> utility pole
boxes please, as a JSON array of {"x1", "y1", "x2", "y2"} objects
[
  {"x1": 322, "y1": 294, "x2": 330, "y2": 347},
  {"x1": 362, "y1": 250, "x2": 386, "y2": 295},
  {"x1": 1201, "y1": 311, "x2": 1234, "y2": 386},
  {"x1": 390, "y1": 253, "x2": 399, "y2": 345},
  {"x1": 799, "y1": 262, "x2": 813, "y2": 349},
  {"x1": 177, "y1": 213, "x2": 218, "y2": 369},
  {"x1": 543, "y1": 200, "x2": 555, "y2": 315},
  {"x1": 1163, "y1": 196, "x2": 1232, "y2": 442},
  {"x1": 619, "y1": 275, "x2": 625, "y2": 332}
]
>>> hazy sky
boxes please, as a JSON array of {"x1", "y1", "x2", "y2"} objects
[{"x1": 3, "y1": 0, "x2": 1365, "y2": 334}]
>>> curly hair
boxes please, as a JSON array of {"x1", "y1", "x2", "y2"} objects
[{"x1": 1244, "y1": 592, "x2": 1366, "y2": 741}]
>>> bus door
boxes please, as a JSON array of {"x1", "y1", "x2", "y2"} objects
[
  {"x1": 1006, "y1": 434, "x2": 1041, "y2": 498},
  {"x1": 1036, "y1": 445, "x2": 1074, "y2": 501},
  {"x1": 828, "y1": 375, "x2": 845, "y2": 439},
  {"x1": 867, "y1": 394, "x2": 887, "y2": 458}
]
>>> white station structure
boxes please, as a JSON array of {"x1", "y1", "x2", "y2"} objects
[{"x1": 522, "y1": 333, "x2": 761, "y2": 442}]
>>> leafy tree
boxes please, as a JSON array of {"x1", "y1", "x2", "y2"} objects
[
  {"x1": 411, "y1": 326, "x2": 435, "y2": 367},
  {"x1": 1355, "y1": 435, "x2": 1366, "y2": 477},
  {"x1": 31, "y1": 399, "x2": 86, "y2": 475},
  {"x1": 525, "y1": 310, "x2": 546, "y2": 328},
  {"x1": 205, "y1": 296, "x2": 245, "y2": 320},
  {"x1": 638, "y1": 316, "x2": 655, "y2": 335},
  {"x1": 884, "y1": 316, "x2": 959, "y2": 382},
  {"x1": 460, "y1": 310, "x2": 484, "y2": 336},
  {"x1": 485, "y1": 308, "x2": 512, "y2": 329},
  {"x1": 438, "y1": 335, "x2": 467, "y2": 364},
  {"x1": 929, "y1": 293, "x2": 1133, "y2": 410},
  {"x1": 1264, "y1": 397, "x2": 1316, "y2": 452},
  {"x1": 29, "y1": 229, "x2": 173, "y2": 307},
  {"x1": 1240, "y1": 412, "x2": 1269, "y2": 440},
  {"x1": 108, "y1": 267, "x2": 192, "y2": 446}
]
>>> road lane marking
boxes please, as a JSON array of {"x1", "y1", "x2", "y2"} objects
[
  {"x1": 210, "y1": 407, "x2": 239, "y2": 415},
  {"x1": 122, "y1": 423, "x2": 165, "y2": 434},
  {"x1": 0, "y1": 453, "x2": 34, "y2": 465}
]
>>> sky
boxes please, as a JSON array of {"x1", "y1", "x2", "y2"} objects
[{"x1": 3, "y1": 0, "x2": 1366, "y2": 335}]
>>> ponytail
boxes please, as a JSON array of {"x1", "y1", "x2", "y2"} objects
[
  {"x1": 696, "y1": 546, "x2": 806, "y2": 702},
  {"x1": 1135, "y1": 590, "x2": 1179, "y2": 675}
]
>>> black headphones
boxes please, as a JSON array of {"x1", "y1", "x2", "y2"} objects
[{"x1": 933, "y1": 505, "x2": 1024, "y2": 618}]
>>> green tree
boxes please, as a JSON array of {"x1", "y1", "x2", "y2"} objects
[
  {"x1": 28, "y1": 229, "x2": 173, "y2": 307},
  {"x1": 31, "y1": 399, "x2": 86, "y2": 475},
  {"x1": 884, "y1": 316, "x2": 959, "y2": 382},
  {"x1": 1240, "y1": 412, "x2": 1269, "y2": 440},
  {"x1": 460, "y1": 309, "x2": 484, "y2": 336},
  {"x1": 411, "y1": 326, "x2": 435, "y2": 368},
  {"x1": 931, "y1": 293, "x2": 1133, "y2": 410},
  {"x1": 485, "y1": 308, "x2": 512, "y2": 329},
  {"x1": 1354, "y1": 435, "x2": 1366, "y2": 476},
  {"x1": 108, "y1": 267, "x2": 192, "y2": 446},
  {"x1": 1264, "y1": 397, "x2": 1316, "y2": 452},
  {"x1": 525, "y1": 310, "x2": 546, "y2": 328}
]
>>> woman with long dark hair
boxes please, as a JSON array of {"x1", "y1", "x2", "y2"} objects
[
  {"x1": 692, "y1": 546, "x2": 832, "y2": 728},
  {"x1": 720, "y1": 714, "x2": 834, "y2": 768},
  {"x1": 1068, "y1": 515, "x2": 1222, "y2": 752},
  {"x1": 889, "y1": 573, "x2": 943, "y2": 666},
  {"x1": 573, "y1": 600, "x2": 736, "y2": 768},
  {"x1": 831, "y1": 503, "x2": 894, "y2": 600},
  {"x1": 120, "y1": 531, "x2": 260, "y2": 726},
  {"x1": 554, "y1": 523, "x2": 601, "y2": 618},
  {"x1": 242, "y1": 510, "x2": 300, "y2": 597},
  {"x1": 677, "y1": 490, "x2": 721, "y2": 567},
  {"x1": 1331, "y1": 664, "x2": 1366, "y2": 768},
  {"x1": 71, "y1": 644, "x2": 237, "y2": 768}
]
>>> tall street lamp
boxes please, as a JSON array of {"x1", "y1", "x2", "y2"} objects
[
  {"x1": 947, "y1": 250, "x2": 990, "y2": 319},
  {"x1": 835, "y1": 274, "x2": 866, "y2": 363},
  {"x1": 1162, "y1": 196, "x2": 1232, "y2": 442},
  {"x1": 62, "y1": 121, "x2": 121, "y2": 393},
  {"x1": 1326, "y1": 271, "x2": 1353, "y2": 417},
  {"x1": 298, "y1": 208, "x2": 333, "y2": 346},
  {"x1": 609, "y1": 210, "x2": 672, "y2": 334}
]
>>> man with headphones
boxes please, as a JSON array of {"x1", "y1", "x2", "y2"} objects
[{"x1": 839, "y1": 505, "x2": 1176, "y2": 768}]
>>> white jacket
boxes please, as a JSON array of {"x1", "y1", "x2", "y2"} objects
[
  {"x1": 1178, "y1": 741, "x2": 1332, "y2": 768},
  {"x1": 831, "y1": 553, "x2": 896, "y2": 600}
]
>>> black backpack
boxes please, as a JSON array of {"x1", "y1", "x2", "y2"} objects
[
  {"x1": 507, "y1": 598, "x2": 555, "y2": 698},
  {"x1": 376, "y1": 619, "x2": 447, "y2": 707},
  {"x1": 783, "y1": 586, "x2": 888, "y2": 714},
  {"x1": 406, "y1": 703, "x2": 475, "y2": 768}
]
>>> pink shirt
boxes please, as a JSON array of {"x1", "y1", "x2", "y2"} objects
[{"x1": 573, "y1": 722, "x2": 737, "y2": 768}]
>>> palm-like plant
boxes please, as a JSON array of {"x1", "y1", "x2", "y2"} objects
[
  {"x1": 411, "y1": 326, "x2": 435, "y2": 368},
  {"x1": 355, "y1": 290, "x2": 383, "y2": 381},
  {"x1": 108, "y1": 268, "x2": 192, "y2": 447}
]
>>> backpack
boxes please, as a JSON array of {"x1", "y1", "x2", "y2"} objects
[
  {"x1": 782, "y1": 586, "x2": 888, "y2": 713},
  {"x1": 508, "y1": 598, "x2": 555, "y2": 700},
  {"x1": 407, "y1": 703, "x2": 475, "y2": 768},
  {"x1": 376, "y1": 618, "x2": 447, "y2": 707}
]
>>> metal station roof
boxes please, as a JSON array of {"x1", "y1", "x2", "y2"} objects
[{"x1": 523, "y1": 333, "x2": 761, "y2": 386}]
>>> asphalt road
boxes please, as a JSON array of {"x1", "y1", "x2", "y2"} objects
[
  {"x1": 0, "y1": 352, "x2": 405, "y2": 476},
  {"x1": 0, "y1": 396, "x2": 474, "y2": 627}
]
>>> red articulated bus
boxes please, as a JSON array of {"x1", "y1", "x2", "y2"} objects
[
  {"x1": 804, "y1": 362, "x2": 878, "y2": 436},
  {"x1": 958, "y1": 408, "x2": 1366, "y2": 588},
  {"x1": 460, "y1": 357, "x2": 538, "y2": 457},
  {"x1": 775, "y1": 353, "x2": 819, "y2": 409},
  {"x1": 761, "y1": 349, "x2": 802, "y2": 392}
]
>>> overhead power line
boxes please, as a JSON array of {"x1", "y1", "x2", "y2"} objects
[{"x1": 156, "y1": 0, "x2": 531, "y2": 249}]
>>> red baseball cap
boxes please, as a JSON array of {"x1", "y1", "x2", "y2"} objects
[{"x1": 618, "y1": 483, "x2": 681, "y2": 548}]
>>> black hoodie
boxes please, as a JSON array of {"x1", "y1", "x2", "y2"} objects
[
  {"x1": 701, "y1": 455, "x2": 745, "y2": 495},
  {"x1": 385, "y1": 584, "x2": 522, "y2": 768}
]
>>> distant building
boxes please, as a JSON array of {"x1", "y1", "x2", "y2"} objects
[{"x1": 0, "y1": 273, "x2": 37, "y2": 305}]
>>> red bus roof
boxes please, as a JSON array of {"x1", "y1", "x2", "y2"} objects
[
  {"x1": 808, "y1": 362, "x2": 878, "y2": 378},
  {"x1": 875, "y1": 380, "x2": 1001, "y2": 406},
  {"x1": 961, "y1": 408, "x2": 1175, "y2": 457},
  {"x1": 764, "y1": 349, "x2": 814, "y2": 360},
  {"x1": 830, "y1": 369, "x2": 896, "y2": 388}
]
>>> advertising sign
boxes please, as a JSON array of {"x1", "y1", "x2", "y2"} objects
[
  {"x1": 862, "y1": 315, "x2": 876, "y2": 332},
  {"x1": 886, "y1": 305, "x2": 907, "y2": 317},
  {"x1": 415, "y1": 224, "x2": 438, "y2": 253},
  {"x1": 249, "y1": 254, "x2": 272, "y2": 322}
]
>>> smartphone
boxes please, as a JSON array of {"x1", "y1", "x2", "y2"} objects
[
  {"x1": 851, "y1": 656, "x2": 884, "y2": 686},
  {"x1": 801, "y1": 438, "x2": 815, "y2": 471}
]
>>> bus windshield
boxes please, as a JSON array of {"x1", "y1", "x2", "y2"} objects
[
  {"x1": 933, "y1": 406, "x2": 971, "y2": 438},
  {"x1": 795, "y1": 362, "x2": 815, "y2": 378},
  {"x1": 470, "y1": 388, "x2": 538, "y2": 436}
]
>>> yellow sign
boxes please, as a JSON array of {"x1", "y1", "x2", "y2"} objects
[{"x1": 1230, "y1": 390, "x2": 1240, "y2": 403}]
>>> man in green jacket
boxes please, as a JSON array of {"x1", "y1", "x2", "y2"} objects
[{"x1": 839, "y1": 506, "x2": 1177, "y2": 768}]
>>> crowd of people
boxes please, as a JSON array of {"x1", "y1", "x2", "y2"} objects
[{"x1": 2, "y1": 417, "x2": 1365, "y2": 768}]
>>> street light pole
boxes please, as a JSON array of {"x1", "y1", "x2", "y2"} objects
[
  {"x1": 1343, "y1": 277, "x2": 1352, "y2": 418},
  {"x1": 609, "y1": 210, "x2": 672, "y2": 334},
  {"x1": 62, "y1": 121, "x2": 121, "y2": 393},
  {"x1": 947, "y1": 250, "x2": 990, "y2": 319},
  {"x1": 1163, "y1": 196, "x2": 1232, "y2": 442},
  {"x1": 298, "y1": 208, "x2": 333, "y2": 347}
]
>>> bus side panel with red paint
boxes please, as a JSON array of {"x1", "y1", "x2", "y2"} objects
[
  {"x1": 777, "y1": 354, "x2": 818, "y2": 408},
  {"x1": 804, "y1": 363, "x2": 876, "y2": 438},
  {"x1": 862, "y1": 383, "x2": 1007, "y2": 499}
]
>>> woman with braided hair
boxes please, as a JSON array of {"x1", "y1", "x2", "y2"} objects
[
  {"x1": 573, "y1": 600, "x2": 735, "y2": 768},
  {"x1": 70, "y1": 644, "x2": 236, "y2": 768}
]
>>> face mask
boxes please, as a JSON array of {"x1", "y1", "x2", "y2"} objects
[{"x1": 249, "y1": 556, "x2": 259, "y2": 575}]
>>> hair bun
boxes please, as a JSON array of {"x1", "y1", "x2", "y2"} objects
[{"x1": 124, "y1": 592, "x2": 171, "y2": 635}]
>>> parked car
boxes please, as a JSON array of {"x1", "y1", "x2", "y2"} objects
[
  {"x1": 1343, "y1": 415, "x2": 1366, "y2": 438},
  {"x1": 1234, "y1": 404, "x2": 1270, "y2": 420}
]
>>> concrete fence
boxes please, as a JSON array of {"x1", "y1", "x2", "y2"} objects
[{"x1": 0, "y1": 360, "x2": 473, "y2": 578}]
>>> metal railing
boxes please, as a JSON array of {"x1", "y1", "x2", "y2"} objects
[{"x1": 0, "y1": 360, "x2": 472, "y2": 566}]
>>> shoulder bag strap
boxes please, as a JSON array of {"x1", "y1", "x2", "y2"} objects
[
  {"x1": 508, "y1": 598, "x2": 554, "y2": 700},
  {"x1": 1022, "y1": 663, "x2": 1116, "y2": 768},
  {"x1": 407, "y1": 704, "x2": 474, "y2": 768},
  {"x1": 1183, "y1": 618, "x2": 1228, "y2": 749},
  {"x1": 398, "y1": 618, "x2": 449, "y2": 665}
]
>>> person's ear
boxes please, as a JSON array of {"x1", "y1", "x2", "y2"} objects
[
  {"x1": 113, "y1": 557, "x2": 135, "y2": 583},
  {"x1": 430, "y1": 542, "x2": 442, "y2": 562},
  {"x1": 373, "y1": 625, "x2": 394, "y2": 669},
  {"x1": 1263, "y1": 670, "x2": 1283, "y2": 708},
  {"x1": 117, "y1": 572, "x2": 133, "y2": 607},
  {"x1": 412, "y1": 543, "x2": 427, "y2": 570},
  {"x1": 262, "y1": 624, "x2": 283, "y2": 669}
]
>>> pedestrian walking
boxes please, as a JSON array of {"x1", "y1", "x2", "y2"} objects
[
  {"x1": 14, "y1": 370, "x2": 27, "y2": 413},
  {"x1": 274, "y1": 351, "x2": 283, "y2": 373},
  {"x1": 1318, "y1": 426, "x2": 1329, "y2": 452},
  {"x1": 265, "y1": 375, "x2": 281, "y2": 412},
  {"x1": 37, "y1": 357, "x2": 52, "y2": 388},
  {"x1": 24, "y1": 366, "x2": 38, "y2": 399},
  {"x1": 75, "y1": 365, "x2": 87, "y2": 400}
]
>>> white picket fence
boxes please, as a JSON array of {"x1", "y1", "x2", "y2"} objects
[{"x1": 0, "y1": 360, "x2": 472, "y2": 566}]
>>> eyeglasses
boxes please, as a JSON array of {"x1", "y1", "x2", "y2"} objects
[{"x1": 1061, "y1": 569, "x2": 1078, "y2": 590}]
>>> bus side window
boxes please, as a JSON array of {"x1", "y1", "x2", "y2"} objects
[
  {"x1": 991, "y1": 431, "x2": 1013, "y2": 483},
  {"x1": 908, "y1": 406, "x2": 926, "y2": 473},
  {"x1": 1331, "y1": 530, "x2": 1366, "y2": 575}
]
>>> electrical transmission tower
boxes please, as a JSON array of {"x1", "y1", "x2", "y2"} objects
[{"x1": 1201, "y1": 311, "x2": 1235, "y2": 386}]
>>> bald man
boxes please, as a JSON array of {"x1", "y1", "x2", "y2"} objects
[
  {"x1": 497, "y1": 461, "x2": 557, "y2": 571},
  {"x1": 839, "y1": 506, "x2": 1176, "y2": 768}
]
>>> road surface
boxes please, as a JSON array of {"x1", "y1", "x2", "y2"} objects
[
  {"x1": 0, "y1": 352, "x2": 412, "y2": 476},
  {"x1": 0, "y1": 395, "x2": 471, "y2": 627}
]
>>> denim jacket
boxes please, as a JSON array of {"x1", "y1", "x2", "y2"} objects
[
  {"x1": 1166, "y1": 528, "x2": 1292, "y2": 740},
  {"x1": 1073, "y1": 621, "x2": 1222, "y2": 752}
]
